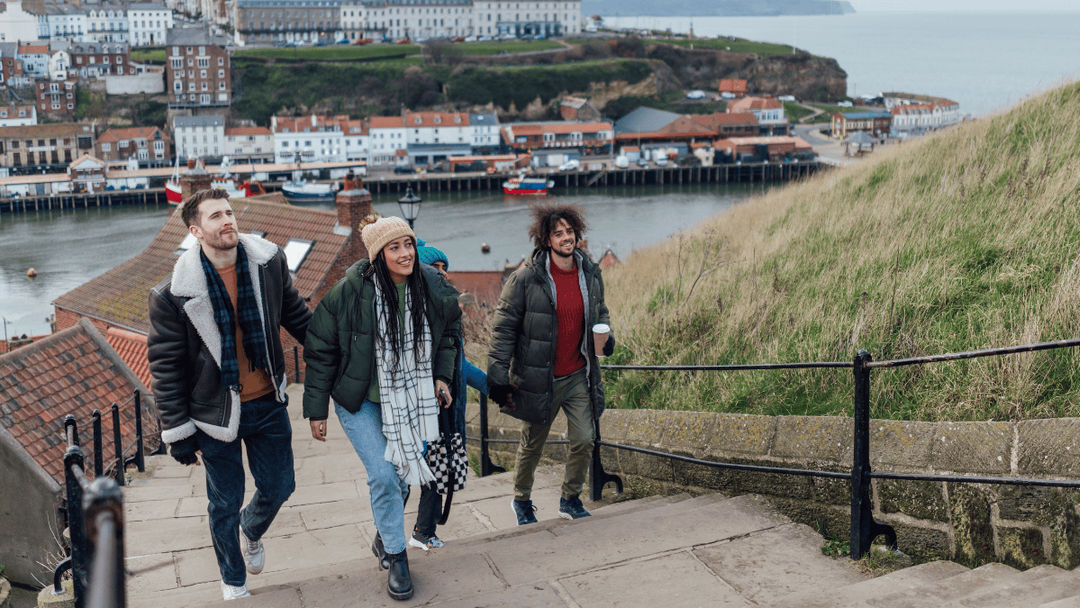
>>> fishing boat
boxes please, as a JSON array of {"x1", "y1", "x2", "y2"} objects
[
  {"x1": 165, "y1": 158, "x2": 182, "y2": 205},
  {"x1": 502, "y1": 174, "x2": 554, "y2": 196},
  {"x1": 282, "y1": 179, "x2": 336, "y2": 204}
]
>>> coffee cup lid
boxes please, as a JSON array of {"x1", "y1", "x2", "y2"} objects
[{"x1": 592, "y1": 323, "x2": 610, "y2": 333}]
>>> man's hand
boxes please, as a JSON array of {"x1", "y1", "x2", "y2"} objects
[
  {"x1": 310, "y1": 419, "x2": 327, "y2": 442},
  {"x1": 489, "y1": 383, "x2": 517, "y2": 410},
  {"x1": 435, "y1": 379, "x2": 453, "y2": 408},
  {"x1": 603, "y1": 334, "x2": 615, "y2": 357},
  {"x1": 169, "y1": 435, "x2": 200, "y2": 466}
]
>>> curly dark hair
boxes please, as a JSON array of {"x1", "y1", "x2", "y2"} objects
[
  {"x1": 528, "y1": 203, "x2": 588, "y2": 251},
  {"x1": 180, "y1": 188, "x2": 231, "y2": 228}
]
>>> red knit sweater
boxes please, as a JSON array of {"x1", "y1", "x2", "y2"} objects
[{"x1": 550, "y1": 260, "x2": 586, "y2": 377}]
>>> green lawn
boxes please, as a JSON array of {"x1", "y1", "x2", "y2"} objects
[
  {"x1": 451, "y1": 39, "x2": 564, "y2": 55},
  {"x1": 661, "y1": 37, "x2": 798, "y2": 57},
  {"x1": 804, "y1": 103, "x2": 857, "y2": 123},
  {"x1": 782, "y1": 101, "x2": 815, "y2": 123},
  {"x1": 131, "y1": 49, "x2": 166, "y2": 63},
  {"x1": 235, "y1": 44, "x2": 421, "y2": 60}
]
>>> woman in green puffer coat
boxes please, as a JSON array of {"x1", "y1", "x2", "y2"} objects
[{"x1": 301, "y1": 217, "x2": 461, "y2": 602}]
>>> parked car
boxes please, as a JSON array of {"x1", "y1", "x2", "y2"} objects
[
  {"x1": 686, "y1": 90, "x2": 706, "y2": 100},
  {"x1": 778, "y1": 94, "x2": 796, "y2": 102},
  {"x1": 614, "y1": 156, "x2": 630, "y2": 169},
  {"x1": 837, "y1": 100, "x2": 854, "y2": 108},
  {"x1": 654, "y1": 154, "x2": 669, "y2": 167},
  {"x1": 558, "y1": 159, "x2": 580, "y2": 172},
  {"x1": 720, "y1": 91, "x2": 736, "y2": 100},
  {"x1": 637, "y1": 157, "x2": 649, "y2": 168}
]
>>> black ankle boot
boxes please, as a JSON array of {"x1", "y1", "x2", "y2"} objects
[
  {"x1": 371, "y1": 531, "x2": 389, "y2": 570},
  {"x1": 386, "y1": 550, "x2": 414, "y2": 601}
]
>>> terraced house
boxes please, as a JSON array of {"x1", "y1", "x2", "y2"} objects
[
  {"x1": 235, "y1": 0, "x2": 342, "y2": 45},
  {"x1": 95, "y1": 126, "x2": 171, "y2": 167},
  {"x1": 70, "y1": 41, "x2": 133, "y2": 78},
  {"x1": 165, "y1": 27, "x2": 232, "y2": 108},
  {"x1": 0, "y1": 123, "x2": 95, "y2": 174}
]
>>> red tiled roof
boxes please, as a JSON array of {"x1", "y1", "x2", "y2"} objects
[
  {"x1": 598, "y1": 249, "x2": 621, "y2": 270},
  {"x1": 0, "y1": 318, "x2": 156, "y2": 485},
  {"x1": 273, "y1": 114, "x2": 349, "y2": 134},
  {"x1": 97, "y1": 127, "x2": 163, "y2": 143},
  {"x1": 225, "y1": 126, "x2": 273, "y2": 137},
  {"x1": 444, "y1": 271, "x2": 505, "y2": 309},
  {"x1": 343, "y1": 119, "x2": 367, "y2": 135},
  {"x1": 104, "y1": 327, "x2": 150, "y2": 389},
  {"x1": 511, "y1": 122, "x2": 612, "y2": 136},
  {"x1": 713, "y1": 136, "x2": 813, "y2": 151},
  {"x1": 727, "y1": 97, "x2": 783, "y2": 112},
  {"x1": 369, "y1": 116, "x2": 405, "y2": 129},
  {"x1": 53, "y1": 198, "x2": 350, "y2": 334},
  {"x1": 718, "y1": 79, "x2": 748, "y2": 93},
  {"x1": 19, "y1": 45, "x2": 49, "y2": 55},
  {"x1": 404, "y1": 111, "x2": 470, "y2": 128}
]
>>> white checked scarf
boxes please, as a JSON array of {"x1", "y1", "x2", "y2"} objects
[{"x1": 374, "y1": 284, "x2": 440, "y2": 486}]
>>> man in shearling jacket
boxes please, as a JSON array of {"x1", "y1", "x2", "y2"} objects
[{"x1": 147, "y1": 189, "x2": 311, "y2": 601}]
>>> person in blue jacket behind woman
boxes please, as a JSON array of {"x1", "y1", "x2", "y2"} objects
[{"x1": 410, "y1": 241, "x2": 489, "y2": 550}]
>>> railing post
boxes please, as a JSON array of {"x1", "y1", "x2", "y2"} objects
[
  {"x1": 133, "y1": 389, "x2": 145, "y2": 473},
  {"x1": 589, "y1": 413, "x2": 623, "y2": 503},
  {"x1": 84, "y1": 477, "x2": 125, "y2": 608},
  {"x1": 92, "y1": 410, "x2": 103, "y2": 478},
  {"x1": 111, "y1": 403, "x2": 124, "y2": 487},
  {"x1": 850, "y1": 349, "x2": 896, "y2": 560},
  {"x1": 62, "y1": 418, "x2": 88, "y2": 608},
  {"x1": 478, "y1": 394, "x2": 505, "y2": 477},
  {"x1": 294, "y1": 345, "x2": 300, "y2": 383}
]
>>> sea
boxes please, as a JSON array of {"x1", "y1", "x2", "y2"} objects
[{"x1": 606, "y1": 11, "x2": 1080, "y2": 118}]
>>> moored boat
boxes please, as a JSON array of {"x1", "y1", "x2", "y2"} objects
[
  {"x1": 502, "y1": 175, "x2": 554, "y2": 196},
  {"x1": 165, "y1": 158, "x2": 182, "y2": 205},
  {"x1": 282, "y1": 179, "x2": 336, "y2": 204}
]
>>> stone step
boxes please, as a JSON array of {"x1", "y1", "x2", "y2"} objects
[
  {"x1": 185, "y1": 493, "x2": 866, "y2": 608},
  {"x1": 863, "y1": 562, "x2": 1023, "y2": 608},
  {"x1": 1042, "y1": 595, "x2": 1080, "y2": 608},
  {"x1": 771, "y1": 558, "x2": 970, "y2": 608},
  {"x1": 941, "y1": 564, "x2": 1075, "y2": 608}
]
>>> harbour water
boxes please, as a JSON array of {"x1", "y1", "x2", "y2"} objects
[
  {"x1": 0, "y1": 183, "x2": 760, "y2": 337},
  {"x1": 608, "y1": 11, "x2": 1080, "y2": 118}
]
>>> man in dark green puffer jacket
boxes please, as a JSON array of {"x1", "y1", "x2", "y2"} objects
[{"x1": 487, "y1": 204, "x2": 613, "y2": 525}]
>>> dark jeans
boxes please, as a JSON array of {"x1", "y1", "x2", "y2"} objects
[
  {"x1": 197, "y1": 394, "x2": 295, "y2": 586},
  {"x1": 414, "y1": 482, "x2": 441, "y2": 537}
]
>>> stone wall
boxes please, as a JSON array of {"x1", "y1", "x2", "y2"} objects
[
  {"x1": 0, "y1": 427, "x2": 62, "y2": 586},
  {"x1": 104, "y1": 73, "x2": 165, "y2": 95},
  {"x1": 465, "y1": 404, "x2": 1080, "y2": 568}
]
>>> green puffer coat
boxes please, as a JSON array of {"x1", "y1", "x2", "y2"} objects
[
  {"x1": 302, "y1": 259, "x2": 461, "y2": 420},
  {"x1": 487, "y1": 248, "x2": 610, "y2": 425}
]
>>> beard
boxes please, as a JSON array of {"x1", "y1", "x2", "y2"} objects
[{"x1": 203, "y1": 229, "x2": 239, "y2": 252}]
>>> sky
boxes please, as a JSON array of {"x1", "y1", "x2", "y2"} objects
[{"x1": 849, "y1": 0, "x2": 1080, "y2": 11}]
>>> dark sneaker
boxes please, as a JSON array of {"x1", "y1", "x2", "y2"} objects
[
  {"x1": 511, "y1": 499, "x2": 538, "y2": 525},
  {"x1": 408, "y1": 530, "x2": 445, "y2": 550},
  {"x1": 559, "y1": 496, "x2": 591, "y2": 520}
]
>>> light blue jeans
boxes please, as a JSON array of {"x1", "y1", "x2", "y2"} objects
[{"x1": 335, "y1": 400, "x2": 410, "y2": 554}]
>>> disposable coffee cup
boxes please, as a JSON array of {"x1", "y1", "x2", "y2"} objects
[{"x1": 592, "y1": 323, "x2": 610, "y2": 357}]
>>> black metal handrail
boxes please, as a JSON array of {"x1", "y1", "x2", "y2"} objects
[
  {"x1": 468, "y1": 339, "x2": 1080, "y2": 562},
  {"x1": 53, "y1": 389, "x2": 145, "y2": 608}
]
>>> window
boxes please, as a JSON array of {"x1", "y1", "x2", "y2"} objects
[
  {"x1": 101, "y1": 142, "x2": 111, "y2": 151},
  {"x1": 282, "y1": 238, "x2": 314, "y2": 272}
]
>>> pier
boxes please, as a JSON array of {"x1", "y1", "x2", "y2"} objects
[{"x1": 0, "y1": 160, "x2": 820, "y2": 213}]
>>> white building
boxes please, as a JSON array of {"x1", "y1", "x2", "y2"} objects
[
  {"x1": 403, "y1": 110, "x2": 472, "y2": 145},
  {"x1": 272, "y1": 114, "x2": 347, "y2": 164},
  {"x1": 890, "y1": 100, "x2": 961, "y2": 135},
  {"x1": 174, "y1": 115, "x2": 226, "y2": 161},
  {"x1": 87, "y1": 5, "x2": 131, "y2": 44},
  {"x1": 368, "y1": 115, "x2": 406, "y2": 166},
  {"x1": 0, "y1": 1, "x2": 40, "y2": 45},
  {"x1": 726, "y1": 96, "x2": 789, "y2": 136},
  {"x1": 128, "y1": 3, "x2": 173, "y2": 47},
  {"x1": 342, "y1": 118, "x2": 369, "y2": 162},
  {"x1": 224, "y1": 126, "x2": 274, "y2": 163},
  {"x1": 0, "y1": 105, "x2": 37, "y2": 127},
  {"x1": 469, "y1": 112, "x2": 500, "y2": 149},
  {"x1": 472, "y1": 0, "x2": 580, "y2": 39},
  {"x1": 39, "y1": 5, "x2": 89, "y2": 42},
  {"x1": 17, "y1": 43, "x2": 51, "y2": 79},
  {"x1": 333, "y1": 0, "x2": 582, "y2": 43},
  {"x1": 47, "y1": 48, "x2": 71, "y2": 81}
]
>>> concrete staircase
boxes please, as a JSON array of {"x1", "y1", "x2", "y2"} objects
[{"x1": 120, "y1": 386, "x2": 1080, "y2": 607}]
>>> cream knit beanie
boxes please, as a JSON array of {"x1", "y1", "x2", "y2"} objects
[{"x1": 361, "y1": 216, "x2": 415, "y2": 259}]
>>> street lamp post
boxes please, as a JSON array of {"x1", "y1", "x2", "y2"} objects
[
  {"x1": 397, "y1": 186, "x2": 423, "y2": 229},
  {"x1": 1, "y1": 315, "x2": 10, "y2": 348}
]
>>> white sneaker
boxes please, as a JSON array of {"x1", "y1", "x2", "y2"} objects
[
  {"x1": 221, "y1": 581, "x2": 251, "y2": 600},
  {"x1": 240, "y1": 527, "x2": 265, "y2": 575}
]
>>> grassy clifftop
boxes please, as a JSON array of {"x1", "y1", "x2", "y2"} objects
[{"x1": 602, "y1": 82, "x2": 1080, "y2": 422}]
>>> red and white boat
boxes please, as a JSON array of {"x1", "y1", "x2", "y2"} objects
[
  {"x1": 165, "y1": 158, "x2": 182, "y2": 205},
  {"x1": 502, "y1": 175, "x2": 554, "y2": 196}
]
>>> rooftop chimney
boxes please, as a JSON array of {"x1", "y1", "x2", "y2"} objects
[{"x1": 336, "y1": 186, "x2": 372, "y2": 263}]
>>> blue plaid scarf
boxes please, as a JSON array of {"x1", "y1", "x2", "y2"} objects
[{"x1": 200, "y1": 242, "x2": 270, "y2": 390}]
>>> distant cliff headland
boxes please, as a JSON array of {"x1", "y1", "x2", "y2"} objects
[{"x1": 583, "y1": 0, "x2": 855, "y2": 17}]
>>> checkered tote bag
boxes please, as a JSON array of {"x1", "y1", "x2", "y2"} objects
[{"x1": 426, "y1": 406, "x2": 467, "y2": 495}]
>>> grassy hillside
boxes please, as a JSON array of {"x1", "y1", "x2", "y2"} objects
[{"x1": 601, "y1": 81, "x2": 1080, "y2": 422}]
